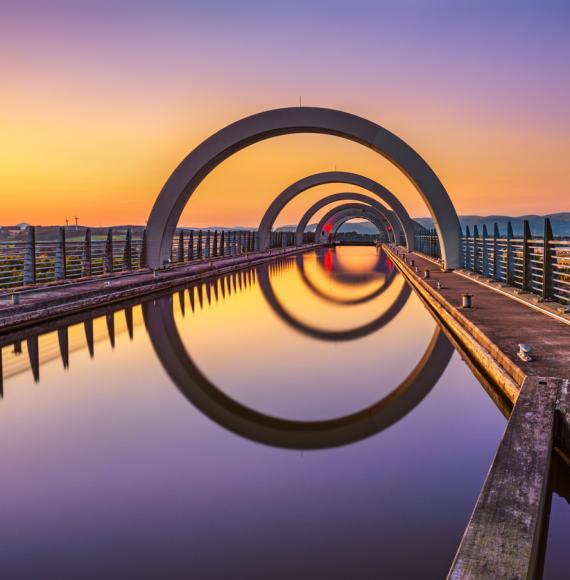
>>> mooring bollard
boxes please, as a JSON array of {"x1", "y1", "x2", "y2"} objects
[
  {"x1": 462, "y1": 291, "x2": 473, "y2": 308},
  {"x1": 517, "y1": 343, "x2": 533, "y2": 362},
  {"x1": 414, "y1": 266, "x2": 419, "y2": 273},
  {"x1": 423, "y1": 269, "x2": 430, "y2": 279},
  {"x1": 437, "y1": 281, "x2": 442, "y2": 290},
  {"x1": 410, "y1": 259, "x2": 415, "y2": 267},
  {"x1": 12, "y1": 292, "x2": 20, "y2": 305}
]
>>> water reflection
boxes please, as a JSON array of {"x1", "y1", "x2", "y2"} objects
[
  {"x1": 144, "y1": 292, "x2": 452, "y2": 449},
  {"x1": 0, "y1": 247, "x2": 566, "y2": 579}
]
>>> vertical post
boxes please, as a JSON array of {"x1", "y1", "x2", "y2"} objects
[
  {"x1": 104, "y1": 228, "x2": 114, "y2": 273},
  {"x1": 506, "y1": 221, "x2": 514, "y2": 285},
  {"x1": 123, "y1": 228, "x2": 133, "y2": 271},
  {"x1": 226, "y1": 230, "x2": 231, "y2": 256},
  {"x1": 205, "y1": 230, "x2": 211, "y2": 258},
  {"x1": 473, "y1": 225, "x2": 480, "y2": 273},
  {"x1": 251, "y1": 231, "x2": 256, "y2": 252},
  {"x1": 212, "y1": 230, "x2": 218, "y2": 257},
  {"x1": 82, "y1": 228, "x2": 92, "y2": 276},
  {"x1": 219, "y1": 231, "x2": 225, "y2": 257},
  {"x1": 492, "y1": 223, "x2": 499, "y2": 280},
  {"x1": 23, "y1": 225, "x2": 36, "y2": 285},
  {"x1": 542, "y1": 218, "x2": 553, "y2": 300},
  {"x1": 55, "y1": 226, "x2": 67, "y2": 280},
  {"x1": 187, "y1": 230, "x2": 194, "y2": 261},
  {"x1": 139, "y1": 228, "x2": 147, "y2": 269},
  {"x1": 464, "y1": 226, "x2": 471, "y2": 270},
  {"x1": 177, "y1": 229, "x2": 185, "y2": 263},
  {"x1": 481, "y1": 224, "x2": 489, "y2": 277},
  {"x1": 197, "y1": 230, "x2": 203, "y2": 259},
  {"x1": 522, "y1": 220, "x2": 532, "y2": 291}
]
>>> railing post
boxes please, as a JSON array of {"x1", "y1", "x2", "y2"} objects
[
  {"x1": 123, "y1": 228, "x2": 133, "y2": 271},
  {"x1": 465, "y1": 226, "x2": 471, "y2": 270},
  {"x1": 204, "y1": 230, "x2": 211, "y2": 258},
  {"x1": 187, "y1": 230, "x2": 194, "y2": 261},
  {"x1": 251, "y1": 231, "x2": 256, "y2": 252},
  {"x1": 219, "y1": 231, "x2": 225, "y2": 257},
  {"x1": 492, "y1": 223, "x2": 499, "y2": 280},
  {"x1": 139, "y1": 229, "x2": 147, "y2": 269},
  {"x1": 473, "y1": 225, "x2": 480, "y2": 273},
  {"x1": 82, "y1": 228, "x2": 92, "y2": 276},
  {"x1": 177, "y1": 229, "x2": 185, "y2": 263},
  {"x1": 226, "y1": 230, "x2": 231, "y2": 256},
  {"x1": 23, "y1": 225, "x2": 36, "y2": 285},
  {"x1": 542, "y1": 218, "x2": 553, "y2": 300},
  {"x1": 212, "y1": 230, "x2": 218, "y2": 257},
  {"x1": 522, "y1": 220, "x2": 532, "y2": 291},
  {"x1": 104, "y1": 228, "x2": 114, "y2": 273},
  {"x1": 55, "y1": 226, "x2": 67, "y2": 280},
  {"x1": 506, "y1": 221, "x2": 514, "y2": 285},
  {"x1": 197, "y1": 230, "x2": 203, "y2": 259},
  {"x1": 482, "y1": 224, "x2": 488, "y2": 277}
]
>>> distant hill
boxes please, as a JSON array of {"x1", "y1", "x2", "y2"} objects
[{"x1": 414, "y1": 212, "x2": 570, "y2": 237}]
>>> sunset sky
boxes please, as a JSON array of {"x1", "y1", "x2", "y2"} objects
[{"x1": 1, "y1": 0, "x2": 569, "y2": 227}]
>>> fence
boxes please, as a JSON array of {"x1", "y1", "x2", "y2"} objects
[
  {"x1": 0, "y1": 226, "x2": 300, "y2": 290},
  {"x1": 414, "y1": 218, "x2": 570, "y2": 306}
]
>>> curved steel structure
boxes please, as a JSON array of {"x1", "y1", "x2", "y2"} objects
[
  {"x1": 314, "y1": 203, "x2": 389, "y2": 243},
  {"x1": 257, "y1": 170, "x2": 414, "y2": 252},
  {"x1": 146, "y1": 107, "x2": 461, "y2": 270},
  {"x1": 295, "y1": 192, "x2": 398, "y2": 245},
  {"x1": 143, "y1": 289, "x2": 453, "y2": 450}
]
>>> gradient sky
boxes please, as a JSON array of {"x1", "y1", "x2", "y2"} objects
[{"x1": 1, "y1": 0, "x2": 569, "y2": 227}]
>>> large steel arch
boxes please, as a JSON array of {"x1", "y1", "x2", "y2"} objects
[
  {"x1": 258, "y1": 170, "x2": 415, "y2": 252},
  {"x1": 146, "y1": 107, "x2": 460, "y2": 270},
  {"x1": 295, "y1": 192, "x2": 399, "y2": 245},
  {"x1": 314, "y1": 203, "x2": 389, "y2": 243}
]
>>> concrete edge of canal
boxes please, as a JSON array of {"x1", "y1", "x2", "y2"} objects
[{"x1": 383, "y1": 243, "x2": 570, "y2": 580}]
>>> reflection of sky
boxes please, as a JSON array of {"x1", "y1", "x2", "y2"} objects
[
  {"x1": 0, "y1": 247, "x2": 518, "y2": 578},
  {"x1": 1, "y1": 1, "x2": 569, "y2": 225}
]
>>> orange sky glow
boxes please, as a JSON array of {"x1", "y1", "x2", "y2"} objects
[{"x1": 1, "y1": 1, "x2": 568, "y2": 227}]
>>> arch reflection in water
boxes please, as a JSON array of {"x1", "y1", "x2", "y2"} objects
[
  {"x1": 143, "y1": 254, "x2": 455, "y2": 450},
  {"x1": 296, "y1": 249, "x2": 397, "y2": 306}
]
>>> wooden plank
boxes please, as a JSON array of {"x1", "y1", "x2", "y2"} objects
[{"x1": 448, "y1": 376, "x2": 565, "y2": 579}]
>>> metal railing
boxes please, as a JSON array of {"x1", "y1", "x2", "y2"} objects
[
  {"x1": 0, "y1": 226, "x2": 294, "y2": 290},
  {"x1": 414, "y1": 218, "x2": 570, "y2": 306}
]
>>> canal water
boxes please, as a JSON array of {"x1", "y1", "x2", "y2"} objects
[{"x1": 0, "y1": 246, "x2": 566, "y2": 579}]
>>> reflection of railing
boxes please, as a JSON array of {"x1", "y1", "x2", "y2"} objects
[
  {"x1": 414, "y1": 218, "x2": 570, "y2": 305},
  {"x1": 0, "y1": 226, "x2": 299, "y2": 290},
  {"x1": 0, "y1": 266, "x2": 260, "y2": 395}
]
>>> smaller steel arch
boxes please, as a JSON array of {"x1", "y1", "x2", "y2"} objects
[
  {"x1": 314, "y1": 203, "x2": 388, "y2": 243},
  {"x1": 256, "y1": 171, "x2": 416, "y2": 252},
  {"x1": 295, "y1": 191, "x2": 400, "y2": 245}
]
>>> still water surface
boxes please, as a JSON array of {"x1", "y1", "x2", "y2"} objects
[{"x1": 0, "y1": 247, "x2": 566, "y2": 579}]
